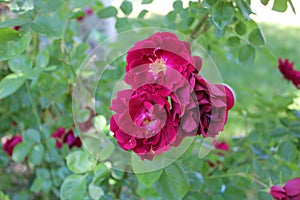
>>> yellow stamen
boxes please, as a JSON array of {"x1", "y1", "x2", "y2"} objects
[{"x1": 149, "y1": 59, "x2": 167, "y2": 76}]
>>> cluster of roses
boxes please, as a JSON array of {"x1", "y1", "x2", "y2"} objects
[
  {"x1": 110, "y1": 32, "x2": 234, "y2": 160},
  {"x1": 2, "y1": 128, "x2": 81, "y2": 157},
  {"x1": 278, "y1": 58, "x2": 300, "y2": 89},
  {"x1": 270, "y1": 178, "x2": 300, "y2": 200}
]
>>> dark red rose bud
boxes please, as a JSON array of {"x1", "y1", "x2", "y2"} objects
[
  {"x1": 2, "y1": 135, "x2": 22, "y2": 156},
  {"x1": 13, "y1": 26, "x2": 21, "y2": 31}
]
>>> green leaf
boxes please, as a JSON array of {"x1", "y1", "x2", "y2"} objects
[
  {"x1": 260, "y1": 0, "x2": 270, "y2": 5},
  {"x1": 40, "y1": 0, "x2": 63, "y2": 13},
  {"x1": 288, "y1": 0, "x2": 296, "y2": 14},
  {"x1": 22, "y1": 129, "x2": 41, "y2": 144},
  {"x1": 12, "y1": 143, "x2": 32, "y2": 162},
  {"x1": 136, "y1": 169, "x2": 163, "y2": 187},
  {"x1": 36, "y1": 49, "x2": 50, "y2": 68},
  {"x1": 120, "y1": 1, "x2": 133, "y2": 15},
  {"x1": 97, "y1": 6, "x2": 118, "y2": 18},
  {"x1": 164, "y1": 11, "x2": 177, "y2": 25},
  {"x1": 88, "y1": 183, "x2": 104, "y2": 200},
  {"x1": 66, "y1": 150, "x2": 95, "y2": 173},
  {"x1": 236, "y1": 0, "x2": 252, "y2": 20},
  {"x1": 142, "y1": 0, "x2": 153, "y2": 4},
  {"x1": 60, "y1": 174, "x2": 86, "y2": 200},
  {"x1": 0, "y1": 30, "x2": 31, "y2": 61},
  {"x1": 238, "y1": 45, "x2": 255, "y2": 65},
  {"x1": 28, "y1": 143, "x2": 45, "y2": 165},
  {"x1": 249, "y1": 28, "x2": 266, "y2": 46},
  {"x1": 8, "y1": 54, "x2": 33, "y2": 73},
  {"x1": 31, "y1": 15, "x2": 64, "y2": 38},
  {"x1": 211, "y1": 2, "x2": 235, "y2": 30},
  {"x1": 173, "y1": 0, "x2": 183, "y2": 11},
  {"x1": 156, "y1": 164, "x2": 189, "y2": 200},
  {"x1": 235, "y1": 21, "x2": 247, "y2": 35},
  {"x1": 0, "y1": 18, "x2": 30, "y2": 28},
  {"x1": 0, "y1": 73, "x2": 26, "y2": 99},
  {"x1": 224, "y1": 184, "x2": 247, "y2": 199},
  {"x1": 30, "y1": 178, "x2": 43, "y2": 193},
  {"x1": 93, "y1": 163, "x2": 110, "y2": 183},
  {"x1": 138, "y1": 9, "x2": 148, "y2": 19},
  {"x1": 227, "y1": 36, "x2": 240, "y2": 46},
  {"x1": 272, "y1": 0, "x2": 288, "y2": 12},
  {"x1": 94, "y1": 115, "x2": 107, "y2": 130},
  {"x1": 279, "y1": 141, "x2": 297, "y2": 162},
  {"x1": 0, "y1": 190, "x2": 11, "y2": 200}
]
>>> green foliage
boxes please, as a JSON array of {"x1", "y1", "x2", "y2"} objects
[{"x1": 0, "y1": 0, "x2": 299, "y2": 200}]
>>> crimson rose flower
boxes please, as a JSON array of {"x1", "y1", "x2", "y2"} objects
[
  {"x1": 77, "y1": 7, "x2": 93, "y2": 21},
  {"x1": 51, "y1": 128, "x2": 82, "y2": 149},
  {"x1": 2, "y1": 135, "x2": 22, "y2": 156},
  {"x1": 124, "y1": 32, "x2": 202, "y2": 90},
  {"x1": 278, "y1": 58, "x2": 300, "y2": 89},
  {"x1": 110, "y1": 84, "x2": 179, "y2": 160},
  {"x1": 110, "y1": 32, "x2": 235, "y2": 160},
  {"x1": 208, "y1": 140, "x2": 230, "y2": 168},
  {"x1": 270, "y1": 178, "x2": 300, "y2": 200}
]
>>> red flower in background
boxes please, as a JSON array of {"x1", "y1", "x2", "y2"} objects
[
  {"x1": 2, "y1": 135, "x2": 22, "y2": 156},
  {"x1": 51, "y1": 128, "x2": 82, "y2": 149},
  {"x1": 278, "y1": 58, "x2": 300, "y2": 89},
  {"x1": 13, "y1": 26, "x2": 20, "y2": 31},
  {"x1": 76, "y1": 7, "x2": 93, "y2": 21},
  {"x1": 270, "y1": 178, "x2": 300, "y2": 200},
  {"x1": 208, "y1": 140, "x2": 230, "y2": 168}
]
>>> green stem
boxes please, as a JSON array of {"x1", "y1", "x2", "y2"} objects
[
  {"x1": 26, "y1": 81, "x2": 42, "y2": 131},
  {"x1": 190, "y1": 13, "x2": 209, "y2": 40}
]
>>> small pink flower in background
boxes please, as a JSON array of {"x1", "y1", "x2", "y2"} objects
[
  {"x1": 2, "y1": 135, "x2": 22, "y2": 156},
  {"x1": 51, "y1": 128, "x2": 82, "y2": 149},
  {"x1": 76, "y1": 7, "x2": 93, "y2": 21},
  {"x1": 13, "y1": 26, "x2": 20, "y2": 31},
  {"x1": 278, "y1": 58, "x2": 300, "y2": 89},
  {"x1": 270, "y1": 178, "x2": 300, "y2": 200}
]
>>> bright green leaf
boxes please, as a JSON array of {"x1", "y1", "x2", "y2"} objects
[
  {"x1": 60, "y1": 174, "x2": 86, "y2": 200},
  {"x1": 93, "y1": 163, "x2": 110, "y2": 183},
  {"x1": 40, "y1": 0, "x2": 63, "y2": 13},
  {"x1": 0, "y1": 73, "x2": 26, "y2": 99},
  {"x1": 66, "y1": 150, "x2": 95, "y2": 173},
  {"x1": 120, "y1": 1, "x2": 133, "y2": 15},
  {"x1": 97, "y1": 6, "x2": 118, "y2": 18},
  {"x1": 235, "y1": 21, "x2": 247, "y2": 35},
  {"x1": 279, "y1": 141, "x2": 297, "y2": 162},
  {"x1": 8, "y1": 54, "x2": 33, "y2": 73},
  {"x1": 0, "y1": 18, "x2": 30, "y2": 28},
  {"x1": 0, "y1": 30, "x2": 31, "y2": 61},
  {"x1": 156, "y1": 164, "x2": 189, "y2": 200},
  {"x1": 22, "y1": 129, "x2": 41, "y2": 144},
  {"x1": 260, "y1": 0, "x2": 270, "y2": 5},
  {"x1": 142, "y1": 0, "x2": 153, "y2": 4},
  {"x1": 36, "y1": 49, "x2": 50, "y2": 68},
  {"x1": 136, "y1": 169, "x2": 163, "y2": 187},
  {"x1": 211, "y1": 2, "x2": 235, "y2": 30},
  {"x1": 88, "y1": 183, "x2": 104, "y2": 200},
  {"x1": 28, "y1": 143, "x2": 45, "y2": 165},
  {"x1": 94, "y1": 115, "x2": 107, "y2": 130},
  {"x1": 227, "y1": 36, "x2": 240, "y2": 46},
  {"x1": 238, "y1": 45, "x2": 256, "y2": 65},
  {"x1": 138, "y1": 9, "x2": 148, "y2": 19},
  {"x1": 173, "y1": 0, "x2": 183, "y2": 11},
  {"x1": 31, "y1": 15, "x2": 64, "y2": 39},
  {"x1": 12, "y1": 143, "x2": 32, "y2": 162},
  {"x1": 249, "y1": 28, "x2": 266, "y2": 46},
  {"x1": 272, "y1": 0, "x2": 288, "y2": 12}
]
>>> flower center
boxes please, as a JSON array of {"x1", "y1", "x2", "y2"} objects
[
  {"x1": 149, "y1": 58, "x2": 167, "y2": 76},
  {"x1": 134, "y1": 111, "x2": 159, "y2": 135}
]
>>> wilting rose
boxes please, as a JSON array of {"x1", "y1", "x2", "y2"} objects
[
  {"x1": 2, "y1": 135, "x2": 22, "y2": 156},
  {"x1": 51, "y1": 128, "x2": 82, "y2": 149},
  {"x1": 283, "y1": 178, "x2": 300, "y2": 200},
  {"x1": 110, "y1": 84, "x2": 178, "y2": 160},
  {"x1": 278, "y1": 58, "x2": 300, "y2": 89},
  {"x1": 124, "y1": 32, "x2": 202, "y2": 90}
]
